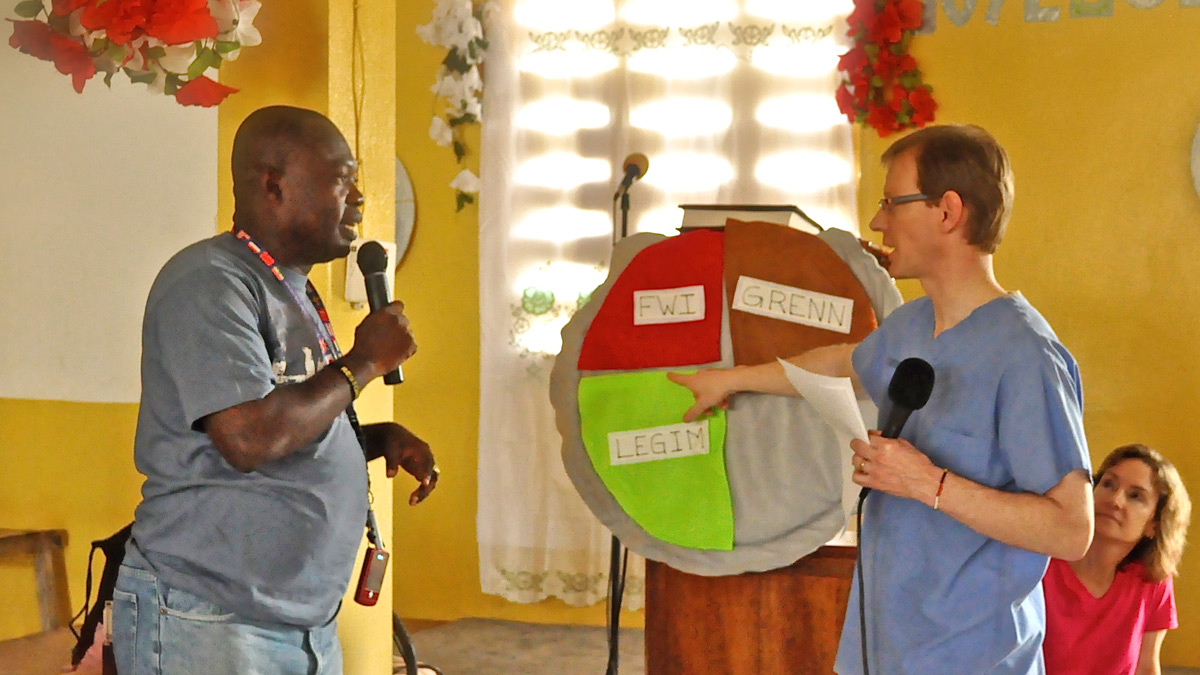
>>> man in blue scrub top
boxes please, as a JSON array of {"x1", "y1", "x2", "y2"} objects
[{"x1": 670, "y1": 124, "x2": 1094, "y2": 673}]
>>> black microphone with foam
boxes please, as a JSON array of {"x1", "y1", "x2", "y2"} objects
[
  {"x1": 880, "y1": 357, "x2": 936, "y2": 438},
  {"x1": 356, "y1": 241, "x2": 404, "y2": 385}
]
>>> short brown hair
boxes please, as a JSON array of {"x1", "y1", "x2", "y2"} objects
[
  {"x1": 882, "y1": 124, "x2": 1014, "y2": 254},
  {"x1": 1096, "y1": 444, "x2": 1192, "y2": 582}
]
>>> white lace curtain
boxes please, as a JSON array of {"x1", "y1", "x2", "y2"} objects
[{"x1": 478, "y1": 0, "x2": 856, "y2": 608}]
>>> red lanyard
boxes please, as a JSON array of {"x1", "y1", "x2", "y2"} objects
[
  {"x1": 231, "y1": 228, "x2": 385, "y2": 547},
  {"x1": 232, "y1": 229, "x2": 342, "y2": 364}
]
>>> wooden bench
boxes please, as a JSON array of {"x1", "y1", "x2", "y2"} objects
[{"x1": 0, "y1": 529, "x2": 72, "y2": 631}]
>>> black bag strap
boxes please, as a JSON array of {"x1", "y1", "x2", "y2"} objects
[{"x1": 70, "y1": 523, "x2": 133, "y2": 667}]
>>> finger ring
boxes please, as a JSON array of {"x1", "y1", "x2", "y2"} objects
[{"x1": 858, "y1": 459, "x2": 867, "y2": 472}]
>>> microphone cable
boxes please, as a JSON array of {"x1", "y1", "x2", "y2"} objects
[{"x1": 856, "y1": 489, "x2": 870, "y2": 675}]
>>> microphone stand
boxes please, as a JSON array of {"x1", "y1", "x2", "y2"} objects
[{"x1": 604, "y1": 170, "x2": 642, "y2": 675}]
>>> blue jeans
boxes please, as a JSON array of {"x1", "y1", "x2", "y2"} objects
[{"x1": 112, "y1": 564, "x2": 343, "y2": 675}]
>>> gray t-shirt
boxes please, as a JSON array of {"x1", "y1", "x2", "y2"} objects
[{"x1": 127, "y1": 232, "x2": 368, "y2": 627}]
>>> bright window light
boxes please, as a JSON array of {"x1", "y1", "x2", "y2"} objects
[
  {"x1": 623, "y1": 0, "x2": 737, "y2": 24},
  {"x1": 643, "y1": 153, "x2": 734, "y2": 191},
  {"x1": 635, "y1": 208, "x2": 685, "y2": 236},
  {"x1": 517, "y1": 98, "x2": 612, "y2": 135},
  {"x1": 756, "y1": 94, "x2": 845, "y2": 133},
  {"x1": 627, "y1": 47, "x2": 737, "y2": 79},
  {"x1": 750, "y1": 43, "x2": 840, "y2": 77},
  {"x1": 514, "y1": 0, "x2": 615, "y2": 31},
  {"x1": 520, "y1": 50, "x2": 619, "y2": 79},
  {"x1": 514, "y1": 315, "x2": 572, "y2": 356},
  {"x1": 514, "y1": 261, "x2": 609, "y2": 300},
  {"x1": 796, "y1": 206, "x2": 857, "y2": 234},
  {"x1": 515, "y1": 154, "x2": 612, "y2": 189},
  {"x1": 630, "y1": 98, "x2": 732, "y2": 136},
  {"x1": 745, "y1": 0, "x2": 853, "y2": 22},
  {"x1": 513, "y1": 207, "x2": 612, "y2": 243},
  {"x1": 755, "y1": 151, "x2": 853, "y2": 193}
]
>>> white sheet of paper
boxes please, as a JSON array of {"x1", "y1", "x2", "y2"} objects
[{"x1": 778, "y1": 358, "x2": 869, "y2": 538}]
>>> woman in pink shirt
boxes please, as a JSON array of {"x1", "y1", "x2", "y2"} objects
[{"x1": 1043, "y1": 444, "x2": 1191, "y2": 674}]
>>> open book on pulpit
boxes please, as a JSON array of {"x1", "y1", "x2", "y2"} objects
[{"x1": 678, "y1": 203, "x2": 824, "y2": 234}]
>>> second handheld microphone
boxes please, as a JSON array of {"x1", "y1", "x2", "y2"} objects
[{"x1": 356, "y1": 241, "x2": 404, "y2": 385}]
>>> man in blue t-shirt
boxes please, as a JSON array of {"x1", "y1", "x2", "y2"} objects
[
  {"x1": 113, "y1": 105, "x2": 439, "y2": 674},
  {"x1": 670, "y1": 125, "x2": 1093, "y2": 673}
]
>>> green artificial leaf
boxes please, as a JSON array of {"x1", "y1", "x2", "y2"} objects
[
  {"x1": 448, "y1": 113, "x2": 477, "y2": 127},
  {"x1": 453, "y1": 140, "x2": 466, "y2": 161},
  {"x1": 14, "y1": 0, "x2": 44, "y2": 18},
  {"x1": 103, "y1": 70, "x2": 115, "y2": 87},
  {"x1": 46, "y1": 13, "x2": 68, "y2": 32},
  {"x1": 106, "y1": 40, "x2": 125, "y2": 61},
  {"x1": 215, "y1": 40, "x2": 240, "y2": 54},
  {"x1": 146, "y1": 46, "x2": 166, "y2": 60},
  {"x1": 442, "y1": 49, "x2": 469, "y2": 73},
  {"x1": 164, "y1": 73, "x2": 180, "y2": 94},
  {"x1": 187, "y1": 47, "x2": 219, "y2": 79},
  {"x1": 456, "y1": 191, "x2": 475, "y2": 212},
  {"x1": 125, "y1": 68, "x2": 157, "y2": 84},
  {"x1": 871, "y1": 75, "x2": 883, "y2": 88},
  {"x1": 899, "y1": 72, "x2": 920, "y2": 89},
  {"x1": 864, "y1": 43, "x2": 879, "y2": 60}
]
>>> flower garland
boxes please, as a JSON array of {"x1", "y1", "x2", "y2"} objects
[
  {"x1": 7, "y1": 0, "x2": 261, "y2": 107},
  {"x1": 417, "y1": 0, "x2": 494, "y2": 211},
  {"x1": 835, "y1": 0, "x2": 936, "y2": 137}
]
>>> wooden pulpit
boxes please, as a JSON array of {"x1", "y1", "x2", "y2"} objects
[{"x1": 644, "y1": 545, "x2": 856, "y2": 674}]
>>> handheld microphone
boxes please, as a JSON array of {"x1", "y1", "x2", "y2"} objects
[
  {"x1": 861, "y1": 357, "x2": 935, "y2": 498},
  {"x1": 356, "y1": 241, "x2": 403, "y2": 385},
  {"x1": 617, "y1": 153, "x2": 649, "y2": 191}
]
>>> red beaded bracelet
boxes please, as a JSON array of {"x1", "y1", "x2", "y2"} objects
[{"x1": 934, "y1": 468, "x2": 950, "y2": 511}]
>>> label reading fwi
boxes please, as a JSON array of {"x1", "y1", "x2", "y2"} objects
[
  {"x1": 633, "y1": 285, "x2": 705, "y2": 325},
  {"x1": 732, "y1": 276, "x2": 853, "y2": 334},
  {"x1": 608, "y1": 421, "x2": 710, "y2": 466}
]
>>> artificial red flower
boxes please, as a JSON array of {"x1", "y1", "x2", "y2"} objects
[
  {"x1": 867, "y1": 3, "x2": 904, "y2": 45},
  {"x1": 845, "y1": 0, "x2": 877, "y2": 37},
  {"x1": 838, "y1": 46, "x2": 868, "y2": 76},
  {"x1": 867, "y1": 103, "x2": 900, "y2": 136},
  {"x1": 895, "y1": 0, "x2": 925, "y2": 31},
  {"x1": 48, "y1": 32, "x2": 95, "y2": 92},
  {"x1": 51, "y1": 0, "x2": 93, "y2": 17},
  {"x1": 81, "y1": 0, "x2": 148, "y2": 45},
  {"x1": 8, "y1": 19, "x2": 55, "y2": 61},
  {"x1": 837, "y1": 0, "x2": 938, "y2": 137},
  {"x1": 144, "y1": 0, "x2": 218, "y2": 45},
  {"x1": 873, "y1": 49, "x2": 900, "y2": 81},
  {"x1": 908, "y1": 85, "x2": 937, "y2": 126},
  {"x1": 174, "y1": 75, "x2": 238, "y2": 106}
]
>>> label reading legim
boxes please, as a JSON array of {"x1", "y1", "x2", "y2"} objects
[
  {"x1": 633, "y1": 285, "x2": 705, "y2": 325},
  {"x1": 732, "y1": 275, "x2": 853, "y2": 334},
  {"x1": 608, "y1": 421, "x2": 711, "y2": 466}
]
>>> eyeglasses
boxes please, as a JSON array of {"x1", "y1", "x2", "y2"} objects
[{"x1": 877, "y1": 193, "x2": 930, "y2": 212}]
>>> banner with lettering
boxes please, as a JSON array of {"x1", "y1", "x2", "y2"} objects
[{"x1": 578, "y1": 370, "x2": 734, "y2": 551}]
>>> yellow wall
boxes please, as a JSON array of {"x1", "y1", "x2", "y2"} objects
[{"x1": 854, "y1": 3, "x2": 1200, "y2": 667}]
